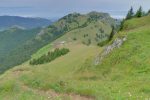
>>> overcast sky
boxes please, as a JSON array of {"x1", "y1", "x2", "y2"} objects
[{"x1": 0, "y1": 0, "x2": 150, "y2": 19}]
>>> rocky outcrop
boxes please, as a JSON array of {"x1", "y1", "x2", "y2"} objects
[{"x1": 94, "y1": 36, "x2": 127, "y2": 65}]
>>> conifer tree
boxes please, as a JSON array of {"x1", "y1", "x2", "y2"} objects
[
  {"x1": 135, "y1": 6, "x2": 143, "y2": 17},
  {"x1": 148, "y1": 10, "x2": 150, "y2": 14},
  {"x1": 109, "y1": 25, "x2": 115, "y2": 41},
  {"x1": 120, "y1": 19, "x2": 125, "y2": 30},
  {"x1": 126, "y1": 7, "x2": 134, "y2": 20},
  {"x1": 147, "y1": 10, "x2": 150, "y2": 15}
]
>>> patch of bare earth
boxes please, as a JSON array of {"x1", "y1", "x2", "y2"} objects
[{"x1": 20, "y1": 82, "x2": 94, "y2": 100}]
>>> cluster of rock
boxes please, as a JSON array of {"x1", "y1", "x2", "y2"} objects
[{"x1": 94, "y1": 36, "x2": 127, "y2": 65}]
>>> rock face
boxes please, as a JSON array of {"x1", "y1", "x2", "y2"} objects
[{"x1": 94, "y1": 36, "x2": 127, "y2": 65}]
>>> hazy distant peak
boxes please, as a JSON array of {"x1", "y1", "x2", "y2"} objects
[{"x1": 0, "y1": 16, "x2": 52, "y2": 30}]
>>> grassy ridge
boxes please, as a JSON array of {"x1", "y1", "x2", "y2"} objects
[
  {"x1": 123, "y1": 15, "x2": 150, "y2": 30},
  {"x1": 54, "y1": 21, "x2": 112, "y2": 45}
]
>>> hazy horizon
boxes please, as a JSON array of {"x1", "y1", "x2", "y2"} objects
[{"x1": 0, "y1": 0, "x2": 150, "y2": 19}]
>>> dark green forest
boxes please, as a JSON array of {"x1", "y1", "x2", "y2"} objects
[{"x1": 30, "y1": 48, "x2": 69, "y2": 65}]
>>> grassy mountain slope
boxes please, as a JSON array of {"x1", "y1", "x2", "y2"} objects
[
  {"x1": 0, "y1": 15, "x2": 150, "y2": 100},
  {"x1": 0, "y1": 44, "x2": 101, "y2": 100},
  {"x1": 54, "y1": 20, "x2": 112, "y2": 45},
  {"x1": 97, "y1": 16, "x2": 150, "y2": 99},
  {"x1": 53, "y1": 12, "x2": 115, "y2": 45},
  {"x1": 0, "y1": 12, "x2": 115, "y2": 73}
]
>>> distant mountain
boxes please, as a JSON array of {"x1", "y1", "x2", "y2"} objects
[{"x1": 0, "y1": 16, "x2": 52, "y2": 30}]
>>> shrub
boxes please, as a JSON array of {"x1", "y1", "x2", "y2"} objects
[
  {"x1": 73, "y1": 37, "x2": 77, "y2": 41},
  {"x1": 83, "y1": 34, "x2": 88, "y2": 38},
  {"x1": 97, "y1": 40, "x2": 109, "y2": 47}
]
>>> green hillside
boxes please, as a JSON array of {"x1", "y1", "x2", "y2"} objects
[
  {"x1": 53, "y1": 12, "x2": 115, "y2": 45},
  {"x1": 0, "y1": 12, "x2": 116, "y2": 74},
  {"x1": 0, "y1": 15, "x2": 150, "y2": 100},
  {"x1": 0, "y1": 44, "x2": 101, "y2": 100},
  {"x1": 0, "y1": 27, "x2": 40, "y2": 57},
  {"x1": 0, "y1": 27, "x2": 41, "y2": 72}
]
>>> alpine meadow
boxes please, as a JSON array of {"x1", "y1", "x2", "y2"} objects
[{"x1": 0, "y1": 0, "x2": 150, "y2": 100}]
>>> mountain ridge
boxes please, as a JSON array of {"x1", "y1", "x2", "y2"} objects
[{"x1": 0, "y1": 15, "x2": 52, "y2": 30}]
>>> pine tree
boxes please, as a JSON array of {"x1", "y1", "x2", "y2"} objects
[
  {"x1": 126, "y1": 7, "x2": 134, "y2": 20},
  {"x1": 148, "y1": 10, "x2": 150, "y2": 14},
  {"x1": 147, "y1": 9, "x2": 150, "y2": 15},
  {"x1": 120, "y1": 19, "x2": 125, "y2": 30},
  {"x1": 109, "y1": 25, "x2": 115, "y2": 41},
  {"x1": 135, "y1": 6, "x2": 143, "y2": 17}
]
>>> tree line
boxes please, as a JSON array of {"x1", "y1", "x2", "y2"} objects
[
  {"x1": 120, "y1": 6, "x2": 150, "y2": 30},
  {"x1": 30, "y1": 48, "x2": 69, "y2": 65},
  {"x1": 126, "y1": 6, "x2": 147, "y2": 20}
]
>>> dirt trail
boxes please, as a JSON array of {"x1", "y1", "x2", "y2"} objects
[
  {"x1": 12, "y1": 64, "x2": 95, "y2": 100},
  {"x1": 20, "y1": 82, "x2": 94, "y2": 100}
]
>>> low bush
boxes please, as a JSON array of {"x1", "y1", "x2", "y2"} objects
[{"x1": 97, "y1": 40, "x2": 109, "y2": 47}]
